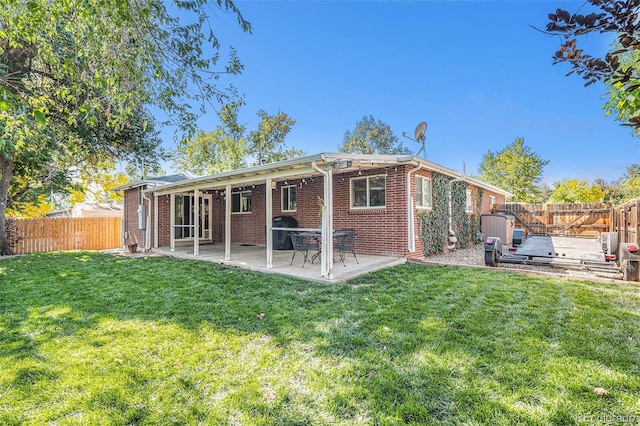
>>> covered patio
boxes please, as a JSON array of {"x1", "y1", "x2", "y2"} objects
[
  {"x1": 143, "y1": 153, "x2": 423, "y2": 281},
  {"x1": 153, "y1": 242, "x2": 406, "y2": 283}
]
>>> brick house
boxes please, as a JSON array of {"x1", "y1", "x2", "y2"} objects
[{"x1": 115, "y1": 153, "x2": 510, "y2": 279}]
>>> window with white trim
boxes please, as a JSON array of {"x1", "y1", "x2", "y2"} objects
[
  {"x1": 465, "y1": 189, "x2": 474, "y2": 213},
  {"x1": 232, "y1": 190, "x2": 252, "y2": 213},
  {"x1": 416, "y1": 176, "x2": 432, "y2": 209},
  {"x1": 351, "y1": 175, "x2": 386, "y2": 208},
  {"x1": 489, "y1": 195, "x2": 496, "y2": 206},
  {"x1": 281, "y1": 185, "x2": 297, "y2": 212}
]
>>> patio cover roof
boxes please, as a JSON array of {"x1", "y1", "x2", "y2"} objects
[{"x1": 144, "y1": 153, "x2": 512, "y2": 198}]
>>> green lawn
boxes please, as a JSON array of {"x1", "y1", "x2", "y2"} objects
[{"x1": 1, "y1": 252, "x2": 639, "y2": 425}]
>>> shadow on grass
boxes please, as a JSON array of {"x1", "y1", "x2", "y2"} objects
[{"x1": 1, "y1": 251, "x2": 639, "y2": 424}]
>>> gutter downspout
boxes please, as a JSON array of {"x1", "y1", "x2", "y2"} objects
[
  {"x1": 141, "y1": 188, "x2": 153, "y2": 252},
  {"x1": 406, "y1": 163, "x2": 422, "y2": 253},
  {"x1": 311, "y1": 160, "x2": 333, "y2": 279},
  {"x1": 114, "y1": 188, "x2": 126, "y2": 248}
]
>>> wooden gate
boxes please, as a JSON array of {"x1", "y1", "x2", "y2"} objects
[
  {"x1": 12, "y1": 217, "x2": 122, "y2": 254},
  {"x1": 491, "y1": 203, "x2": 611, "y2": 237},
  {"x1": 612, "y1": 198, "x2": 640, "y2": 246}
]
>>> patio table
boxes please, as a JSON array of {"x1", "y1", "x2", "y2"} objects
[{"x1": 292, "y1": 231, "x2": 349, "y2": 266}]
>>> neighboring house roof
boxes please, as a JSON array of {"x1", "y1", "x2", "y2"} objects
[
  {"x1": 44, "y1": 202, "x2": 123, "y2": 218},
  {"x1": 112, "y1": 174, "x2": 190, "y2": 192},
  {"x1": 44, "y1": 207, "x2": 73, "y2": 218},
  {"x1": 138, "y1": 153, "x2": 512, "y2": 198}
]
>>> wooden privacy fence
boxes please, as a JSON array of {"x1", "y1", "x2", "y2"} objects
[
  {"x1": 492, "y1": 202, "x2": 611, "y2": 237},
  {"x1": 12, "y1": 217, "x2": 122, "y2": 254},
  {"x1": 612, "y1": 198, "x2": 640, "y2": 246}
]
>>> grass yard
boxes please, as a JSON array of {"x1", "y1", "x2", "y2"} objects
[{"x1": 1, "y1": 252, "x2": 639, "y2": 425}]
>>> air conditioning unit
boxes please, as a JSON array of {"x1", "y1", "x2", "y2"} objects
[{"x1": 601, "y1": 231, "x2": 619, "y2": 261}]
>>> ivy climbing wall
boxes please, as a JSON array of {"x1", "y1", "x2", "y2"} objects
[{"x1": 418, "y1": 173, "x2": 485, "y2": 256}]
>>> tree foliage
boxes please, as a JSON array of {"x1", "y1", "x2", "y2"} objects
[
  {"x1": 548, "y1": 178, "x2": 605, "y2": 203},
  {"x1": 419, "y1": 173, "x2": 451, "y2": 255},
  {"x1": 248, "y1": 110, "x2": 301, "y2": 164},
  {"x1": 340, "y1": 115, "x2": 411, "y2": 155},
  {"x1": 593, "y1": 177, "x2": 626, "y2": 205},
  {"x1": 620, "y1": 163, "x2": 640, "y2": 200},
  {"x1": 545, "y1": 1, "x2": 640, "y2": 129},
  {"x1": 0, "y1": 0, "x2": 251, "y2": 254},
  {"x1": 172, "y1": 102, "x2": 248, "y2": 175},
  {"x1": 477, "y1": 138, "x2": 549, "y2": 203},
  {"x1": 173, "y1": 103, "x2": 302, "y2": 175}
]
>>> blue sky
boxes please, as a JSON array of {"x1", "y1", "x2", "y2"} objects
[{"x1": 166, "y1": 0, "x2": 638, "y2": 185}]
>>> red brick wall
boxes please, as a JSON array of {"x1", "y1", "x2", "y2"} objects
[
  {"x1": 409, "y1": 169, "x2": 435, "y2": 258},
  {"x1": 480, "y1": 190, "x2": 506, "y2": 214},
  {"x1": 122, "y1": 187, "x2": 146, "y2": 247},
  {"x1": 208, "y1": 181, "x2": 324, "y2": 245},
  {"x1": 226, "y1": 184, "x2": 266, "y2": 245},
  {"x1": 137, "y1": 168, "x2": 507, "y2": 258},
  {"x1": 332, "y1": 167, "x2": 409, "y2": 256},
  {"x1": 157, "y1": 195, "x2": 170, "y2": 247},
  {"x1": 280, "y1": 178, "x2": 323, "y2": 229},
  {"x1": 204, "y1": 169, "x2": 411, "y2": 256}
]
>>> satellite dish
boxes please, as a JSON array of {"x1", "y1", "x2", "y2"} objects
[
  {"x1": 401, "y1": 121, "x2": 428, "y2": 159},
  {"x1": 414, "y1": 122, "x2": 427, "y2": 159},
  {"x1": 414, "y1": 122, "x2": 427, "y2": 142}
]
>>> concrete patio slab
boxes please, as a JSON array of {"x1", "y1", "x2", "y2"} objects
[{"x1": 151, "y1": 243, "x2": 406, "y2": 283}]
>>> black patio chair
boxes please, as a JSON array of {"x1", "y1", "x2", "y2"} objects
[
  {"x1": 334, "y1": 228, "x2": 358, "y2": 267},
  {"x1": 289, "y1": 232, "x2": 321, "y2": 267}
]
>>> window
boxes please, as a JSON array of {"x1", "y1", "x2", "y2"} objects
[
  {"x1": 489, "y1": 195, "x2": 496, "y2": 206},
  {"x1": 416, "y1": 176, "x2": 432, "y2": 209},
  {"x1": 351, "y1": 175, "x2": 386, "y2": 208},
  {"x1": 232, "y1": 190, "x2": 252, "y2": 213},
  {"x1": 465, "y1": 189, "x2": 474, "y2": 213},
  {"x1": 281, "y1": 185, "x2": 297, "y2": 212}
]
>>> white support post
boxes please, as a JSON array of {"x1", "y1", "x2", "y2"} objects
[
  {"x1": 407, "y1": 163, "x2": 422, "y2": 253},
  {"x1": 408, "y1": 195, "x2": 415, "y2": 252},
  {"x1": 153, "y1": 193, "x2": 159, "y2": 248},
  {"x1": 266, "y1": 178, "x2": 273, "y2": 269},
  {"x1": 312, "y1": 161, "x2": 333, "y2": 279},
  {"x1": 193, "y1": 189, "x2": 200, "y2": 256},
  {"x1": 225, "y1": 184, "x2": 231, "y2": 261},
  {"x1": 323, "y1": 170, "x2": 334, "y2": 279},
  {"x1": 170, "y1": 193, "x2": 175, "y2": 252}
]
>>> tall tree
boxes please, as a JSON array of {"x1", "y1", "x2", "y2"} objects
[
  {"x1": 593, "y1": 177, "x2": 626, "y2": 205},
  {"x1": 548, "y1": 178, "x2": 605, "y2": 203},
  {"x1": 172, "y1": 101, "x2": 248, "y2": 175},
  {"x1": 340, "y1": 115, "x2": 411, "y2": 155},
  {"x1": 477, "y1": 137, "x2": 549, "y2": 202},
  {"x1": 0, "y1": 0, "x2": 251, "y2": 254},
  {"x1": 620, "y1": 163, "x2": 640, "y2": 200},
  {"x1": 248, "y1": 110, "x2": 301, "y2": 164},
  {"x1": 545, "y1": 1, "x2": 640, "y2": 130},
  {"x1": 173, "y1": 105, "x2": 302, "y2": 174}
]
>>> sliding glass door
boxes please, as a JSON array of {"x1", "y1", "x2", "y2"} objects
[{"x1": 174, "y1": 194, "x2": 212, "y2": 241}]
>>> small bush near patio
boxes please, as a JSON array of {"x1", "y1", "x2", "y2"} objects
[{"x1": 1, "y1": 252, "x2": 639, "y2": 425}]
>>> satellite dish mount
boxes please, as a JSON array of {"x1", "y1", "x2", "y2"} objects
[{"x1": 402, "y1": 122, "x2": 427, "y2": 159}]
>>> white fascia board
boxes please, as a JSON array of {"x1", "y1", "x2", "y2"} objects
[
  {"x1": 150, "y1": 163, "x2": 323, "y2": 196},
  {"x1": 148, "y1": 153, "x2": 414, "y2": 197},
  {"x1": 113, "y1": 180, "x2": 164, "y2": 192}
]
